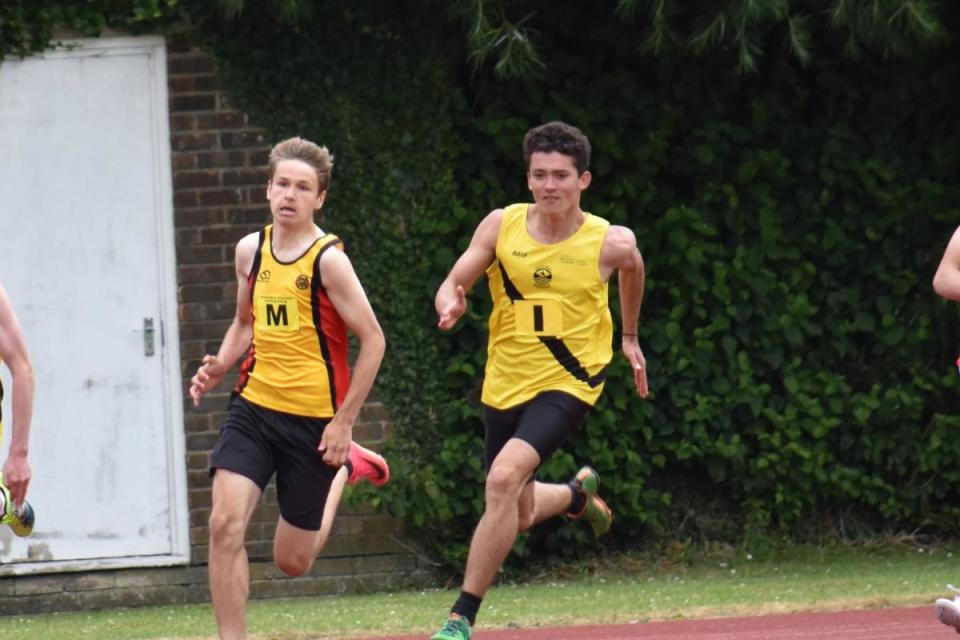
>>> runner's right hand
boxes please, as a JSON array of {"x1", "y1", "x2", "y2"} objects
[
  {"x1": 437, "y1": 285, "x2": 467, "y2": 330},
  {"x1": 190, "y1": 354, "x2": 226, "y2": 406}
]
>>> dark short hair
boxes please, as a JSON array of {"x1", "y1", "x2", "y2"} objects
[{"x1": 522, "y1": 121, "x2": 591, "y2": 174}]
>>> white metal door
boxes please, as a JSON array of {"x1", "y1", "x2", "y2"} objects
[{"x1": 0, "y1": 37, "x2": 188, "y2": 572}]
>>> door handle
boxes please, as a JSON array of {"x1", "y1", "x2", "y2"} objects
[{"x1": 143, "y1": 317, "x2": 155, "y2": 357}]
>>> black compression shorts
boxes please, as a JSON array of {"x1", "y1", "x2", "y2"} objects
[{"x1": 483, "y1": 390, "x2": 591, "y2": 473}]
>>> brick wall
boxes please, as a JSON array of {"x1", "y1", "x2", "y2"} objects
[{"x1": 0, "y1": 36, "x2": 431, "y2": 615}]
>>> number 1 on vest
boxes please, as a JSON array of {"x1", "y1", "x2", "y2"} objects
[{"x1": 514, "y1": 299, "x2": 562, "y2": 337}]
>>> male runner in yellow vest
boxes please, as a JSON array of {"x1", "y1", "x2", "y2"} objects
[
  {"x1": 431, "y1": 121, "x2": 649, "y2": 639},
  {"x1": 0, "y1": 281, "x2": 36, "y2": 537},
  {"x1": 933, "y1": 226, "x2": 960, "y2": 632},
  {"x1": 189, "y1": 138, "x2": 389, "y2": 640}
]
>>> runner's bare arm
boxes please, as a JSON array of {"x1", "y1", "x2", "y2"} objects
[
  {"x1": 189, "y1": 234, "x2": 258, "y2": 406},
  {"x1": 934, "y1": 226, "x2": 960, "y2": 300},
  {"x1": 317, "y1": 247, "x2": 386, "y2": 466},
  {"x1": 435, "y1": 209, "x2": 504, "y2": 330},
  {"x1": 0, "y1": 282, "x2": 34, "y2": 506},
  {"x1": 600, "y1": 225, "x2": 649, "y2": 398}
]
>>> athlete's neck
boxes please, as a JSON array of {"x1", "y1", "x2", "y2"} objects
[
  {"x1": 271, "y1": 221, "x2": 323, "y2": 260},
  {"x1": 527, "y1": 204, "x2": 585, "y2": 244}
]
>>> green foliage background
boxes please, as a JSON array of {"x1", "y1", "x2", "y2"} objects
[
  {"x1": 6, "y1": 0, "x2": 960, "y2": 571},
  {"x1": 195, "y1": 2, "x2": 960, "y2": 568}
]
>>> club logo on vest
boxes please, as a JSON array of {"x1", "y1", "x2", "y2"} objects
[
  {"x1": 258, "y1": 270, "x2": 271, "y2": 282},
  {"x1": 296, "y1": 275, "x2": 310, "y2": 290},
  {"x1": 533, "y1": 266, "x2": 552, "y2": 288}
]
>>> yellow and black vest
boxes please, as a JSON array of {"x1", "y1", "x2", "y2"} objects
[
  {"x1": 235, "y1": 225, "x2": 350, "y2": 418},
  {"x1": 482, "y1": 203, "x2": 613, "y2": 409}
]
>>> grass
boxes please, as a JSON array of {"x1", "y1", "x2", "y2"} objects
[{"x1": 1, "y1": 542, "x2": 957, "y2": 639}]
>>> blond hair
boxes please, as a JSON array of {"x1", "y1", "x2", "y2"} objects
[{"x1": 267, "y1": 137, "x2": 334, "y2": 192}]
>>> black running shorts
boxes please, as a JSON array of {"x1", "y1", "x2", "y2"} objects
[
  {"x1": 210, "y1": 394, "x2": 337, "y2": 531},
  {"x1": 483, "y1": 390, "x2": 592, "y2": 473}
]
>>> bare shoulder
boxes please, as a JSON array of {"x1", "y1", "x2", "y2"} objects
[
  {"x1": 604, "y1": 224, "x2": 638, "y2": 256},
  {"x1": 318, "y1": 241, "x2": 357, "y2": 287},
  {"x1": 474, "y1": 208, "x2": 506, "y2": 242},
  {"x1": 319, "y1": 241, "x2": 351, "y2": 266},
  {"x1": 946, "y1": 226, "x2": 960, "y2": 257},
  {"x1": 234, "y1": 231, "x2": 261, "y2": 276},
  {"x1": 236, "y1": 231, "x2": 261, "y2": 253},
  {"x1": 598, "y1": 224, "x2": 641, "y2": 276}
]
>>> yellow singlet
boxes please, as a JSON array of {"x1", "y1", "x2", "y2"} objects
[
  {"x1": 482, "y1": 203, "x2": 613, "y2": 409},
  {"x1": 235, "y1": 225, "x2": 350, "y2": 418}
]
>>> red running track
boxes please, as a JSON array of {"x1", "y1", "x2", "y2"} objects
[{"x1": 361, "y1": 606, "x2": 955, "y2": 639}]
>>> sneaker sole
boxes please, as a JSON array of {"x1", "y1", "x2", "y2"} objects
[
  {"x1": 590, "y1": 494, "x2": 613, "y2": 536},
  {"x1": 351, "y1": 444, "x2": 390, "y2": 487},
  {"x1": 364, "y1": 450, "x2": 390, "y2": 487},
  {"x1": 937, "y1": 599, "x2": 960, "y2": 629}
]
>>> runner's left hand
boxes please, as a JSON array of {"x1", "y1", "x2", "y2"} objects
[
  {"x1": 318, "y1": 416, "x2": 351, "y2": 467},
  {"x1": 2, "y1": 452, "x2": 30, "y2": 509},
  {"x1": 622, "y1": 337, "x2": 649, "y2": 398}
]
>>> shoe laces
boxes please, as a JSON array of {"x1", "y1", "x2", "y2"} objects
[{"x1": 440, "y1": 616, "x2": 467, "y2": 634}]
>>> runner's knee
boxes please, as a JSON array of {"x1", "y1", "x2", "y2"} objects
[
  {"x1": 208, "y1": 509, "x2": 246, "y2": 552},
  {"x1": 485, "y1": 466, "x2": 523, "y2": 505},
  {"x1": 275, "y1": 549, "x2": 315, "y2": 577}
]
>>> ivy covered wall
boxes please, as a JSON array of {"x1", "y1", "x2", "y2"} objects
[
  {"x1": 6, "y1": 0, "x2": 959, "y2": 572},
  {"x1": 195, "y1": 1, "x2": 960, "y2": 569}
]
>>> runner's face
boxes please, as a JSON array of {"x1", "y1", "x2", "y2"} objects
[
  {"x1": 527, "y1": 151, "x2": 590, "y2": 215},
  {"x1": 266, "y1": 159, "x2": 325, "y2": 226}
]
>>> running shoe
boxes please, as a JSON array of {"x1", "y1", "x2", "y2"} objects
[
  {"x1": 430, "y1": 613, "x2": 472, "y2": 640},
  {"x1": 567, "y1": 465, "x2": 613, "y2": 536},
  {"x1": 0, "y1": 472, "x2": 34, "y2": 537},
  {"x1": 347, "y1": 442, "x2": 390, "y2": 487},
  {"x1": 936, "y1": 584, "x2": 960, "y2": 632}
]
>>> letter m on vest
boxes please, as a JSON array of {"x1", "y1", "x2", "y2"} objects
[{"x1": 265, "y1": 303, "x2": 288, "y2": 326}]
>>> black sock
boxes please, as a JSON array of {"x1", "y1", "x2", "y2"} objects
[
  {"x1": 567, "y1": 483, "x2": 586, "y2": 516},
  {"x1": 451, "y1": 590, "x2": 483, "y2": 626}
]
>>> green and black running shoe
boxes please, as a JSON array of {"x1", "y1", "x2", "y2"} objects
[
  {"x1": 0, "y1": 472, "x2": 35, "y2": 537},
  {"x1": 568, "y1": 465, "x2": 612, "y2": 537},
  {"x1": 430, "y1": 613, "x2": 472, "y2": 640}
]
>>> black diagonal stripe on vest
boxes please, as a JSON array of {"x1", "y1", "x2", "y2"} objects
[
  {"x1": 498, "y1": 259, "x2": 606, "y2": 388},
  {"x1": 539, "y1": 337, "x2": 607, "y2": 388},
  {"x1": 498, "y1": 261, "x2": 524, "y2": 302}
]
